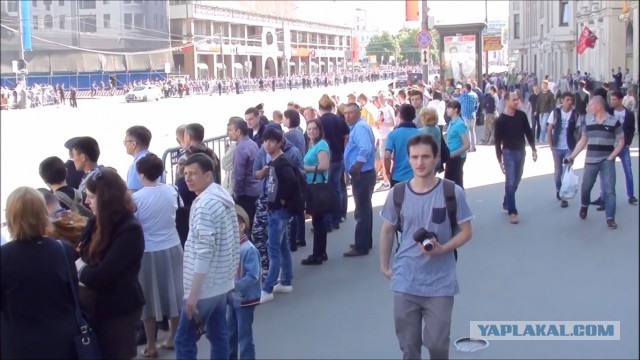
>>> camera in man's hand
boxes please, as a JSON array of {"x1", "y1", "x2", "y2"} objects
[
  {"x1": 563, "y1": 157, "x2": 573, "y2": 165},
  {"x1": 413, "y1": 228, "x2": 437, "y2": 252}
]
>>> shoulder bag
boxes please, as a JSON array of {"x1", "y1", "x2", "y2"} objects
[
  {"x1": 305, "y1": 166, "x2": 336, "y2": 216},
  {"x1": 57, "y1": 240, "x2": 102, "y2": 360}
]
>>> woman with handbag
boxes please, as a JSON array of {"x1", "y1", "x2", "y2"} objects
[
  {"x1": 301, "y1": 119, "x2": 332, "y2": 265},
  {"x1": 76, "y1": 168, "x2": 145, "y2": 359},
  {"x1": 132, "y1": 153, "x2": 184, "y2": 358},
  {"x1": 1, "y1": 187, "x2": 79, "y2": 359}
]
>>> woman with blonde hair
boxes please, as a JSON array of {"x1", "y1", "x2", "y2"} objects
[
  {"x1": 419, "y1": 107, "x2": 442, "y2": 160},
  {"x1": 1, "y1": 187, "x2": 79, "y2": 359},
  {"x1": 76, "y1": 168, "x2": 145, "y2": 359}
]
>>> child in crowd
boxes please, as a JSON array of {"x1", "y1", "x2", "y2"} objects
[{"x1": 227, "y1": 205, "x2": 261, "y2": 359}]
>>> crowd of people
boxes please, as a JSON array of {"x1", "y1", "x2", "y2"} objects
[{"x1": 1, "y1": 64, "x2": 638, "y2": 359}]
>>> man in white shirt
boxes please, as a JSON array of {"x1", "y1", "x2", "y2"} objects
[
  {"x1": 174, "y1": 153, "x2": 239, "y2": 359},
  {"x1": 376, "y1": 92, "x2": 396, "y2": 191}
]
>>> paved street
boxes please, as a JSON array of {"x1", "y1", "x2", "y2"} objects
[
  {"x1": 1, "y1": 85, "x2": 637, "y2": 359},
  {"x1": 138, "y1": 142, "x2": 638, "y2": 359}
]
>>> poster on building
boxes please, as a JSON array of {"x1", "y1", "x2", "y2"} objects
[{"x1": 443, "y1": 35, "x2": 476, "y2": 85}]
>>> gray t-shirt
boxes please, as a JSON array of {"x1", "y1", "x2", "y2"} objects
[
  {"x1": 380, "y1": 179, "x2": 474, "y2": 297},
  {"x1": 582, "y1": 113, "x2": 623, "y2": 164}
]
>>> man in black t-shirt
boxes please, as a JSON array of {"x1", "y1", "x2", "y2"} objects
[{"x1": 494, "y1": 91, "x2": 538, "y2": 224}]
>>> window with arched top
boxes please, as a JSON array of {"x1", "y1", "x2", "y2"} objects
[{"x1": 44, "y1": 15, "x2": 53, "y2": 29}]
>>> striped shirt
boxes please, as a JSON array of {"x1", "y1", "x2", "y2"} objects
[
  {"x1": 183, "y1": 182, "x2": 239, "y2": 300},
  {"x1": 583, "y1": 113, "x2": 623, "y2": 164},
  {"x1": 379, "y1": 180, "x2": 474, "y2": 297},
  {"x1": 458, "y1": 91, "x2": 478, "y2": 119}
]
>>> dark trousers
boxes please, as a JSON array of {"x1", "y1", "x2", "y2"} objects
[
  {"x1": 325, "y1": 160, "x2": 345, "y2": 227},
  {"x1": 341, "y1": 167, "x2": 348, "y2": 219},
  {"x1": 236, "y1": 195, "x2": 258, "y2": 230},
  {"x1": 288, "y1": 211, "x2": 306, "y2": 248},
  {"x1": 444, "y1": 156, "x2": 466, "y2": 189},
  {"x1": 311, "y1": 214, "x2": 327, "y2": 258},
  {"x1": 352, "y1": 170, "x2": 376, "y2": 253}
]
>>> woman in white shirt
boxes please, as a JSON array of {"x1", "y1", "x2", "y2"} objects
[{"x1": 133, "y1": 153, "x2": 184, "y2": 357}]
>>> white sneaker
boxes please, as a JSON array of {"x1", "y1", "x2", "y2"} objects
[
  {"x1": 273, "y1": 284, "x2": 293, "y2": 293},
  {"x1": 260, "y1": 291, "x2": 274, "y2": 303}
]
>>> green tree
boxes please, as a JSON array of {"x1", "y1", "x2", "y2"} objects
[{"x1": 365, "y1": 31, "x2": 399, "y2": 65}]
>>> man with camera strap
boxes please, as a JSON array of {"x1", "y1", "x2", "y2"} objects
[{"x1": 379, "y1": 133, "x2": 474, "y2": 360}]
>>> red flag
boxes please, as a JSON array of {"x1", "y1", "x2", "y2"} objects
[
  {"x1": 576, "y1": 26, "x2": 598, "y2": 55},
  {"x1": 406, "y1": 0, "x2": 420, "y2": 21}
]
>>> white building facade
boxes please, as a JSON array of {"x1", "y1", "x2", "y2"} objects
[
  {"x1": 509, "y1": 0, "x2": 639, "y2": 84},
  {"x1": 169, "y1": 0, "x2": 353, "y2": 79}
]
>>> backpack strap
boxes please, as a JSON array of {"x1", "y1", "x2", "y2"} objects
[
  {"x1": 392, "y1": 181, "x2": 406, "y2": 252},
  {"x1": 54, "y1": 190, "x2": 78, "y2": 212},
  {"x1": 442, "y1": 179, "x2": 459, "y2": 262}
]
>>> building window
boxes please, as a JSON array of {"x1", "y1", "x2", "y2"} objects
[
  {"x1": 103, "y1": 14, "x2": 110, "y2": 29},
  {"x1": 124, "y1": 0, "x2": 132, "y2": 3},
  {"x1": 560, "y1": 1, "x2": 570, "y2": 26},
  {"x1": 8, "y1": 1, "x2": 18, "y2": 12},
  {"x1": 134, "y1": 0, "x2": 143, "y2": 3},
  {"x1": 59, "y1": 15, "x2": 65, "y2": 29},
  {"x1": 134, "y1": 13, "x2": 144, "y2": 29},
  {"x1": 513, "y1": 14, "x2": 520, "y2": 39},
  {"x1": 59, "y1": 0, "x2": 64, "y2": 5},
  {"x1": 79, "y1": 15, "x2": 97, "y2": 33},
  {"x1": 103, "y1": 0, "x2": 109, "y2": 4},
  {"x1": 124, "y1": 13, "x2": 132, "y2": 29},
  {"x1": 33, "y1": 0, "x2": 37, "y2": 7},
  {"x1": 44, "y1": 15, "x2": 53, "y2": 29},
  {"x1": 32, "y1": 16, "x2": 39, "y2": 30},
  {"x1": 78, "y1": 0, "x2": 96, "y2": 10}
]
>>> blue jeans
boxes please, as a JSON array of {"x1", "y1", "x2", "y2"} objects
[
  {"x1": 598, "y1": 146, "x2": 634, "y2": 199},
  {"x1": 539, "y1": 112, "x2": 550, "y2": 142},
  {"x1": 584, "y1": 160, "x2": 617, "y2": 219},
  {"x1": 227, "y1": 304, "x2": 256, "y2": 360},
  {"x1": 502, "y1": 149, "x2": 526, "y2": 215},
  {"x1": 552, "y1": 148, "x2": 572, "y2": 192},
  {"x1": 175, "y1": 293, "x2": 229, "y2": 360},
  {"x1": 352, "y1": 169, "x2": 376, "y2": 253},
  {"x1": 325, "y1": 160, "x2": 345, "y2": 228},
  {"x1": 263, "y1": 208, "x2": 293, "y2": 293}
]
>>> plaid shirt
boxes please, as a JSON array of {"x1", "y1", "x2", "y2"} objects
[{"x1": 458, "y1": 91, "x2": 478, "y2": 119}]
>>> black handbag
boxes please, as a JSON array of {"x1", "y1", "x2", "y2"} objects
[
  {"x1": 174, "y1": 186, "x2": 190, "y2": 247},
  {"x1": 57, "y1": 240, "x2": 102, "y2": 360},
  {"x1": 305, "y1": 168, "x2": 336, "y2": 215}
]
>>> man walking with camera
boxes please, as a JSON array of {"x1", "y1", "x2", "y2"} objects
[{"x1": 379, "y1": 134, "x2": 474, "y2": 360}]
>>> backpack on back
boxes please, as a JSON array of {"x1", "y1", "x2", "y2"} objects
[
  {"x1": 280, "y1": 158, "x2": 308, "y2": 214},
  {"x1": 392, "y1": 179, "x2": 458, "y2": 261},
  {"x1": 54, "y1": 189, "x2": 93, "y2": 218}
]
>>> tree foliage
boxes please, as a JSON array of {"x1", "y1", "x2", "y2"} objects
[{"x1": 365, "y1": 27, "x2": 440, "y2": 66}]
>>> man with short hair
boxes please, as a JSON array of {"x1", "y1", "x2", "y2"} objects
[
  {"x1": 384, "y1": 104, "x2": 420, "y2": 187},
  {"x1": 124, "y1": 125, "x2": 152, "y2": 192},
  {"x1": 458, "y1": 83, "x2": 479, "y2": 152},
  {"x1": 607, "y1": 91, "x2": 636, "y2": 205},
  {"x1": 494, "y1": 91, "x2": 538, "y2": 224},
  {"x1": 379, "y1": 133, "x2": 473, "y2": 360},
  {"x1": 567, "y1": 96, "x2": 625, "y2": 229},
  {"x1": 175, "y1": 153, "x2": 239, "y2": 359},
  {"x1": 63, "y1": 137, "x2": 87, "y2": 189},
  {"x1": 342, "y1": 103, "x2": 376, "y2": 257},
  {"x1": 574, "y1": 80, "x2": 590, "y2": 127},
  {"x1": 481, "y1": 85, "x2": 498, "y2": 145},
  {"x1": 535, "y1": 80, "x2": 556, "y2": 143},
  {"x1": 408, "y1": 90, "x2": 424, "y2": 128},
  {"x1": 546, "y1": 92, "x2": 579, "y2": 208},
  {"x1": 259, "y1": 127, "x2": 304, "y2": 303},
  {"x1": 245, "y1": 107, "x2": 266, "y2": 148},
  {"x1": 71, "y1": 136, "x2": 103, "y2": 197},
  {"x1": 184, "y1": 123, "x2": 221, "y2": 185},
  {"x1": 38, "y1": 156, "x2": 92, "y2": 216},
  {"x1": 229, "y1": 118, "x2": 261, "y2": 228}
]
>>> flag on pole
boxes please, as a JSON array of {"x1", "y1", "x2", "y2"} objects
[
  {"x1": 406, "y1": 0, "x2": 420, "y2": 21},
  {"x1": 576, "y1": 26, "x2": 597, "y2": 55}
]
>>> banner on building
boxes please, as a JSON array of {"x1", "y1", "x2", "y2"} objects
[
  {"x1": 576, "y1": 26, "x2": 597, "y2": 55},
  {"x1": 406, "y1": 0, "x2": 419, "y2": 21},
  {"x1": 20, "y1": 0, "x2": 32, "y2": 51}
]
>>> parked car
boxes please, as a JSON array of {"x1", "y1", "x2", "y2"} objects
[{"x1": 125, "y1": 85, "x2": 162, "y2": 102}]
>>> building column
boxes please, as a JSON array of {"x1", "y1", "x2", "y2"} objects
[{"x1": 634, "y1": 6, "x2": 640, "y2": 80}]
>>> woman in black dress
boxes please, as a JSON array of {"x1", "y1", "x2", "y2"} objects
[{"x1": 1, "y1": 187, "x2": 78, "y2": 359}]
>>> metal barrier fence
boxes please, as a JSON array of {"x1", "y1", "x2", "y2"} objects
[{"x1": 161, "y1": 134, "x2": 229, "y2": 185}]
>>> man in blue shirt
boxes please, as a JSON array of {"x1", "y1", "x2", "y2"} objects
[
  {"x1": 343, "y1": 103, "x2": 376, "y2": 257},
  {"x1": 458, "y1": 83, "x2": 479, "y2": 152},
  {"x1": 124, "y1": 125, "x2": 151, "y2": 192},
  {"x1": 385, "y1": 104, "x2": 420, "y2": 187}
]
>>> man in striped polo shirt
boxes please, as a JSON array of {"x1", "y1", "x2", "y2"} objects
[
  {"x1": 175, "y1": 153, "x2": 239, "y2": 359},
  {"x1": 567, "y1": 96, "x2": 626, "y2": 229}
]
